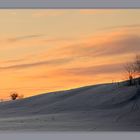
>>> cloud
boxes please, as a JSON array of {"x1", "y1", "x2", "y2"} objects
[
  {"x1": 22, "y1": 62, "x2": 123, "y2": 81},
  {"x1": 1, "y1": 24, "x2": 140, "y2": 80},
  {"x1": 50, "y1": 28, "x2": 140, "y2": 59},
  {"x1": 54, "y1": 63, "x2": 123, "y2": 76},
  {"x1": 0, "y1": 58, "x2": 73, "y2": 70},
  {"x1": 7, "y1": 34, "x2": 44, "y2": 43},
  {"x1": 91, "y1": 34, "x2": 140, "y2": 57},
  {"x1": 1, "y1": 58, "x2": 25, "y2": 64},
  {"x1": 102, "y1": 24, "x2": 140, "y2": 31},
  {"x1": 43, "y1": 37, "x2": 78, "y2": 42}
]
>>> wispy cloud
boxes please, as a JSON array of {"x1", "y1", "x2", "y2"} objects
[
  {"x1": 0, "y1": 58, "x2": 25, "y2": 64},
  {"x1": 102, "y1": 24, "x2": 140, "y2": 31},
  {"x1": 2, "y1": 25, "x2": 140, "y2": 73},
  {"x1": 0, "y1": 58, "x2": 73, "y2": 70},
  {"x1": 49, "y1": 27, "x2": 140, "y2": 59},
  {"x1": 53, "y1": 62, "x2": 123, "y2": 77},
  {"x1": 7, "y1": 34, "x2": 44, "y2": 43},
  {"x1": 90, "y1": 35, "x2": 140, "y2": 57}
]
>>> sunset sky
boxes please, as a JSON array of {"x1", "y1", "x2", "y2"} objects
[{"x1": 0, "y1": 9, "x2": 140, "y2": 99}]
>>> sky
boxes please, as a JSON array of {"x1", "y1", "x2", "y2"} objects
[{"x1": 0, "y1": 9, "x2": 140, "y2": 99}]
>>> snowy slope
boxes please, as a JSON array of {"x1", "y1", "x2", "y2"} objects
[{"x1": 0, "y1": 82, "x2": 139, "y2": 131}]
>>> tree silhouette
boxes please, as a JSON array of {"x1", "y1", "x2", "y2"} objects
[
  {"x1": 124, "y1": 62, "x2": 136, "y2": 86},
  {"x1": 10, "y1": 92, "x2": 18, "y2": 100}
]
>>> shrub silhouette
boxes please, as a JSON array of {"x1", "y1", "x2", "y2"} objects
[{"x1": 10, "y1": 92, "x2": 18, "y2": 100}]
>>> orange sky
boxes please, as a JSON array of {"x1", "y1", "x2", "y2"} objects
[{"x1": 0, "y1": 9, "x2": 140, "y2": 99}]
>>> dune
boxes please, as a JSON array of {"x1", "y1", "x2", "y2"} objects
[{"x1": 0, "y1": 81, "x2": 140, "y2": 131}]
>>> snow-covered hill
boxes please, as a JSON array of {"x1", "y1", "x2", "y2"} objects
[{"x1": 0, "y1": 82, "x2": 139, "y2": 131}]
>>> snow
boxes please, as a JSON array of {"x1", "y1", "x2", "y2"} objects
[{"x1": 0, "y1": 82, "x2": 139, "y2": 131}]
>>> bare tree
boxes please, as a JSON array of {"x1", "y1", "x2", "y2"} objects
[
  {"x1": 10, "y1": 92, "x2": 18, "y2": 100},
  {"x1": 124, "y1": 62, "x2": 136, "y2": 86}
]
